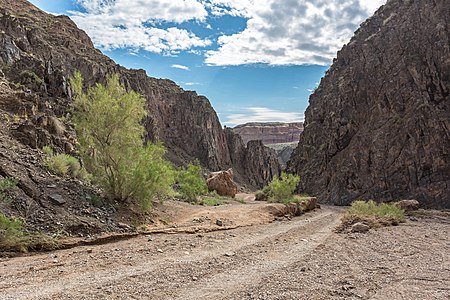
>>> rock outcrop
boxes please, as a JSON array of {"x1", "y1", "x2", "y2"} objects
[
  {"x1": 288, "y1": 0, "x2": 450, "y2": 208},
  {"x1": 0, "y1": 0, "x2": 279, "y2": 189},
  {"x1": 225, "y1": 129, "x2": 280, "y2": 189},
  {"x1": 232, "y1": 122, "x2": 303, "y2": 145}
]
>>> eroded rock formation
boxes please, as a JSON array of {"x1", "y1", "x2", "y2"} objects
[{"x1": 288, "y1": 0, "x2": 450, "y2": 208}]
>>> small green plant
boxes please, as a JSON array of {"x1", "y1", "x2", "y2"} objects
[
  {"x1": 85, "y1": 194, "x2": 104, "y2": 208},
  {"x1": 177, "y1": 163, "x2": 208, "y2": 202},
  {"x1": 199, "y1": 197, "x2": 224, "y2": 206},
  {"x1": 341, "y1": 200, "x2": 406, "y2": 230},
  {"x1": 43, "y1": 147, "x2": 88, "y2": 180},
  {"x1": 0, "y1": 177, "x2": 19, "y2": 201},
  {"x1": 0, "y1": 213, "x2": 59, "y2": 252},
  {"x1": 0, "y1": 213, "x2": 28, "y2": 252},
  {"x1": 42, "y1": 145, "x2": 54, "y2": 156}
]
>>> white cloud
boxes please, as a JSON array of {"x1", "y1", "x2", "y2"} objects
[
  {"x1": 185, "y1": 82, "x2": 200, "y2": 86},
  {"x1": 171, "y1": 64, "x2": 190, "y2": 71},
  {"x1": 205, "y1": 0, "x2": 386, "y2": 66},
  {"x1": 70, "y1": 0, "x2": 387, "y2": 65},
  {"x1": 224, "y1": 107, "x2": 304, "y2": 126},
  {"x1": 71, "y1": 0, "x2": 210, "y2": 54}
]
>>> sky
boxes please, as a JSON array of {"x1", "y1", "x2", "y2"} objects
[{"x1": 29, "y1": 0, "x2": 386, "y2": 127}]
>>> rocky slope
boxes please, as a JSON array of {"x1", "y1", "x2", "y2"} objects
[
  {"x1": 232, "y1": 122, "x2": 303, "y2": 145},
  {"x1": 288, "y1": 0, "x2": 450, "y2": 208},
  {"x1": 0, "y1": 0, "x2": 279, "y2": 189}
]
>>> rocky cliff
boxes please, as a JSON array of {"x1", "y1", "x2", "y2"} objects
[
  {"x1": 0, "y1": 0, "x2": 279, "y2": 189},
  {"x1": 288, "y1": 0, "x2": 450, "y2": 208},
  {"x1": 232, "y1": 122, "x2": 303, "y2": 145},
  {"x1": 224, "y1": 129, "x2": 280, "y2": 189}
]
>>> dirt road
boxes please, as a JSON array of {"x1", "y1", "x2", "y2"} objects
[{"x1": 0, "y1": 205, "x2": 449, "y2": 300}]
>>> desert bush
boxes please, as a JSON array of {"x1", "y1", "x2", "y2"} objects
[
  {"x1": 177, "y1": 163, "x2": 208, "y2": 202},
  {"x1": 261, "y1": 172, "x2": 300, "y2": 203},
  {"x1": 199, "y1": 197, "x2": 224, "y2": 206},
  {"x1": 44, "y1": 152, "x2": 87, "y2": 180},
  {"x1": 70, "y1": 72, "x2": 175, "y2": 212},
  {"x1": 0, "y1": 213, "x2": 59, "y2": 252},
  {"x1": 0, "y1": 213, "x2": 28, "y2": 252},
  {"x1": 0, "y1": 177, "x2": 19, "y2": 201},
  {"x1": 341, "y1": 200, "x2": 405, "y2": 229},
  {"x1": 42, "y1": 145, "x2": 54, "y2": 156}
]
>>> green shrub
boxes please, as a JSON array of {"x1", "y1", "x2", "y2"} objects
[
  {"x1": 264, "y1": 172, "x2": 300, "y2": 203},
  {"x1": 70, "y1": 72, "x2": 175, "y2": 212},
  {"x1": 42, "y1": 146, "x2": 54, "y2": 156},
  {"x1": 342, "y1": 200, "x2": 406, "y2": 229},
  {"x1": 177, "y1": 163, "x2": 208, "y2": 202},
  {"x1": 45, "y1": 153, "x2": 81, "y2": 177},
  {"x1": 0, "y1": 177, "x2": 19, "y2": 201},
  {"x1": 43, "y1": 146, "x2": 88, "y2": 180},
  {"x1": 0, "y1": 213, "x2": 28, "y2": 252},
  {"x1": 0, "y1": 213, "x2": 59, "y2": 252},
  {"x1": 199, "y1": 197, "x2": 224, "y2": 206}
]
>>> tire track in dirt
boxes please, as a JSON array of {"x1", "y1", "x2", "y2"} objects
[{"x1": 0, "y1": 207, "x2": 343, "y2": 300}]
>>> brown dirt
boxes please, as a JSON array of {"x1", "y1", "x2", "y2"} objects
[{"x1": 0, "y1": 204, "x2": 449, "y2": 300}]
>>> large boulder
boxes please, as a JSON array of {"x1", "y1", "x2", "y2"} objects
[{"x1": 207, "y1": 168, "x2": 238, "y2": 198}]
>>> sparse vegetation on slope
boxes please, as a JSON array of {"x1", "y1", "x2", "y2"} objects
[{"x1": 0, "y1": 177, "x2": 19, "y2": 202}]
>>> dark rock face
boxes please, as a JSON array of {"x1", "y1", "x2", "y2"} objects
[
  {"x1": 0, "y1": 0, "x2": 279, "y2": 189},
  {"x1": 233, "y1": 122, "x2": 303, "y2": 145},
  {"x1": 288, "y1": 0, "x2": 450, "y2": 208}
]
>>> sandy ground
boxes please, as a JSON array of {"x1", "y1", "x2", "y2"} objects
[{"x1": 0, "y1": 200, "x2": 449, "y2": 300}]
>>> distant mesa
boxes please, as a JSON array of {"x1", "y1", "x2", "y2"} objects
[{"x1": 232, "y1": 122, "x2": 303, "y2": 145}]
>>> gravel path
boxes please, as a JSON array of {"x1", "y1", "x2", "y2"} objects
[{"x1": 0, "y1": 206, "x2": 449, "y2": 300}]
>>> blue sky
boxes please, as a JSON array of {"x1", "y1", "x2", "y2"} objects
[{"x1": 29, "y1": 0, "x2": 385, "y2": 126}]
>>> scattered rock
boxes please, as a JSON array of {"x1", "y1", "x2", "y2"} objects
[
  {"x1": 224, "y1": 252, "x2": 235, "y2": 257},
  {"x1": 216, "y1": 219, "x2": 224, "y2": 227},
  {"x1": 117, "y1": 222, "x2": 131, "y2": 230},
  {"x1": 300, "y1": 197, "x2": 317, "y2": 212},
  {"x1": 157, "y1": 249, "x2": 163, "y2": 253},
  {"x1": 351, "y1": 223, "x2": 370, "y2": 233},
  {"x1": 48, "y1": 194, "x2": 66, "y2": 205},
  {"x1": 395, "y1": 200, "x2": 420, "y2": 212}
]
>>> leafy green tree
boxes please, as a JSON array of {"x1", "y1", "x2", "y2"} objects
[
  {"x1": 70, "y1": 72, "x2": 174, "y2": 211},
  {"x1": 177, "y1": 162, "x2": 208, "y2": 202}
]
